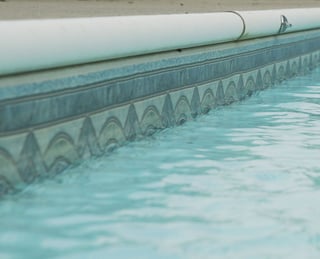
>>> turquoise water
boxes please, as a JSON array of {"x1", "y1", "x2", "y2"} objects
[{"x1": 1, "y1": 67, "x2": 320, "y2": 259}]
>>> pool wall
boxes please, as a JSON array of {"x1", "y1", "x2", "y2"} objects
[{"x1": 0, "y1": 10, "x2": 320, "y2": 194}]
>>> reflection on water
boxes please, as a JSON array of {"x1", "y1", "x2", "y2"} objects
[{"x1": 1, "y1": 68, "x2": 320, "y2": 259}]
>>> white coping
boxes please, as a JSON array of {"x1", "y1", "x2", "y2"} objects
[{"x1": 0, "y1": 8, "x2": 319, "y2": 76}]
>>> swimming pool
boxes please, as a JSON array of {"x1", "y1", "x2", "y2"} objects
[
  {"x1": 1, "y1": 26, "x2": 320, "y2": 194},
  {"x1": 0, "y1": 66, "x2": 319, "y2": 258}
]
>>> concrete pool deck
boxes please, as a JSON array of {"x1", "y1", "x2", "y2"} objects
[{"x1": 0, "y1": 0, "x2": 320, "y2": 19}]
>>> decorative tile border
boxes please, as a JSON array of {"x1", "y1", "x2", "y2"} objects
[{"x1": 0, "y1": 31, "x2": 320, "y2": 195}]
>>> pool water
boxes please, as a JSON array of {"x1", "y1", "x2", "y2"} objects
[{"x1": 1, "y1": 67, "x2": 320, "y2": 259}]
